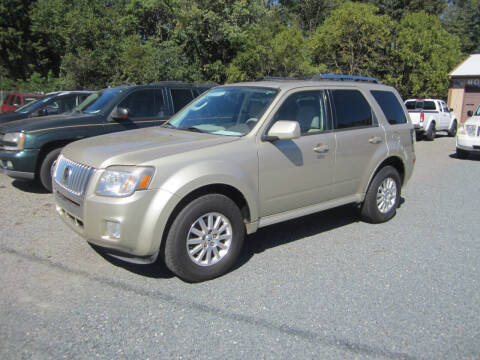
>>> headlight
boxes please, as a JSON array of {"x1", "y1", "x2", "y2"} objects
[
  {"x1": 457, "y1": 125, "x2": 466, "y2": 135},
  {"x1": 2, "y1": 132, "x2": 26, "y2": 150},
  {"x1": 96, "y1": 166, "x2": 154, "y2": 197}
]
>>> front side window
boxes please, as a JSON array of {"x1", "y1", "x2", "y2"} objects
[
  {"x1": 273, "y1": 90, "x2": 328, "y2": 134},
  {"x1": 371, "y1": 90, "x2": 407, "y2": 125},
  {"x1": 168, "y1": 87, "x2": 278, "y2": 136},
  {"x1": 331, "y1": 89, "x2": 373, "y2": 129},
  {"x1": 118, "y1": 89, "x2": 161, "y2": 118},
  {"x1": 74, "y1": 88, "x2": 125, "y2": 114},
  {"x1": 171, "y1": 88, "x2": 195, "y2": 113}
]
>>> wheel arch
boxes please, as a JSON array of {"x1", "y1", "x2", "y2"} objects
[
  {"x1": 366, "y1": 156, "x2": 406, "y2": 192},
  {"x1": 35, "y1": 139, "x2": 76, "y2": 177}
]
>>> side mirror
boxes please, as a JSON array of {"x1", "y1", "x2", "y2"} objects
[
  {"x1": 467, "y1": 110, "x2": 473, "y2": 117},
  {"x1": 111, "y1": 107, "x2": 129, "y2": 120},
  {"x1": 450, "y1": 108, "x2": 454, "y2": 112},
  {"x1": 265, "y1": 120, "x2": 301, "y2": 141}
]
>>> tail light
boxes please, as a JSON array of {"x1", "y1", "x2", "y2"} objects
[{"x1": 420, "y1": 112, "x2": 424, "y2": 123}]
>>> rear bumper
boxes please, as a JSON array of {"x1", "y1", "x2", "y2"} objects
[{"x1": 0, "y1": 149, "x2": 39, "y2": 180}]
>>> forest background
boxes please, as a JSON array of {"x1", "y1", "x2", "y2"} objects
[{"x1": 0, "y1": 0, "x2": 479, "y2": 99}]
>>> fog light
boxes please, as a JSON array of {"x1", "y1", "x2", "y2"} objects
[{"x1": 105, "y1": 221, "x2": 121, "y2": 239}]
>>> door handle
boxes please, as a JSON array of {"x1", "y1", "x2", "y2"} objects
[
  {"x1": 313, "y1": 143, "x2": 329, "y2": 153},
  {"x1": 368, "y1": 136, "x2": 382, "y2": 144}
]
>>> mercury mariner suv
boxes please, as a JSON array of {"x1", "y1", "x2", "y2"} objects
[{"x1": 53, "y1": 75, "x2": 416, "y2": 282}]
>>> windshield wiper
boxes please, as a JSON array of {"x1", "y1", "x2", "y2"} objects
[{"x1": 177, "y1": 126, "x2": 207, "y2": 133}]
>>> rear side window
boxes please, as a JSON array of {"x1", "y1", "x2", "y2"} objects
[
  {"x1": 423, "y1": 101, "x2": 436, "y2": 110},
  {"x1": 331, "y1": 89, "x2": 372, "y2": 129},
  {"x1": 371, "y1": 90, "x2": 407, "y2": 125},
  {"x1": 171, "y1": 88, "x2": 195, "y2": 113}
]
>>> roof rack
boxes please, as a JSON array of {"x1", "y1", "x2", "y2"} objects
[
  {"x1": 312, "y1": 73, "x2": 381, "y2": 84},
  {"x1": 255, "y1": 76, "x2": 303, "y2": 81}
]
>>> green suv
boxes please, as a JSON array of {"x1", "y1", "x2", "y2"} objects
[{"x1": 0, "y1": 82, "x2": 210, "y2": 191}]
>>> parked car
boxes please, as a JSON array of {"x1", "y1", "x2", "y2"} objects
[
  {"x1": 0, "y1": 91, "x2": 93, "y2": 124},
  {"x1": 53, "y1": 75, "x2": 416, "y2": 282},
  {"x1": 456, "y1": 106, "x2": 480, "y2": 159},
  {"x1": 405, "y1": 98, "x2": 458, "y2": 141},
  {"x1": 0, "y1": 82, "x2": 211, "y2": 191},
  {"x1": 1, "y1": 92, "x2": 42, "y2": 113}
]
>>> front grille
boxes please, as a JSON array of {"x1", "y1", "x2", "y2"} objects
[
  {"x1": 466, "y1": 124, "x2": 477, "y2": 137},
  {"x1": 53, "y1": 155, "x2": 94, "y2": 196}
]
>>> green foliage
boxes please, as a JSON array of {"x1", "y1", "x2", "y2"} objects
[
  {"x1": 360, "y1": 0, "x2": 447, "y2": 18},
  {"x1": 443, "y1": 0, "x2": 480, "y2": 54},
  {"x1": 388, "y1": 11, "x2": 462, "y2": 98},
  {"x1": 311, "y1": 2, "x2": 394, "y2": 77}
]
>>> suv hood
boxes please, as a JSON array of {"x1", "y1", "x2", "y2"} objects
[
  {"x1": 62, "y1": 127, "x2": 239, "y2": 169},
  {"x1": 464, "y1": 116, "x2": 480, "y2": 126},
  {"x1": 0, "y1": 113, "x2": 96, "y2": 133}
]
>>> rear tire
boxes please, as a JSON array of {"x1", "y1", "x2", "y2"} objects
[
  {"x1": 456, "y1": 148, "x2": 469, "y2": 159},
  {"x1": 425, "y1": 122, "x2": 436, "y2": 141},
  {"x1": 448, "y1": 121, "x2": 457, "y2": 137},
  {"x1": 39, "y1": 148, "x2": 62, "y2": 192},
  {"x1": 361, "y1": 166, "x2": 401, "y2": 224},
  {"x1": 164, "y1": 194, "x2": 245, "y2": 282}
]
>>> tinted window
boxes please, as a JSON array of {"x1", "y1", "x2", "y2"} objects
[
  {"x1": 119, "y1": 89, "x2": 160, "y2": 118},
  {"x1": 57, "y1": 96, "x2": 77, "y2": 112},
  {"x1": 273, "y1": 91, "x2": 328, "y2": 134},
  {"x1": 171, "y1": 88, "x2": 194, "y2": 113},
  {"x1": 331, "y1": 90, "x2": 372, "y2": 129},
  {"x1": 423, "y1": 101, "x2": 436, "y2": 110},
  {"x1": 405, "y1": 101, "x2": 416, "y2": 110},
  {"x1": 371, "y1": 90, "x2": 407, "y2": 125}
]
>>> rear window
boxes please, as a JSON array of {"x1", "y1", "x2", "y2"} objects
[
  {"x1": 405, "y1": 100, "x2": 436, "y2": 110},
  {"x1": 371, "y1": 91, "x2": 407, "y2": 125}
]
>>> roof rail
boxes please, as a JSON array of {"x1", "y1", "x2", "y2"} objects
[
  {"x1": 150, "y1": 80, "x2": 192, "y2": 85},
  {"x1": 312, "y1": 73, "x2": 381, "y2": 84},
  {"x1": 255, "y1": 76, "x2": 303, "y2": 81}
]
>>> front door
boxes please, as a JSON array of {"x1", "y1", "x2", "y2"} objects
[
  {"x1": 258, "y1": 90, "x2": 335, "y2": 217},
  {"x1": 108, "y1": 88, "x2": 167, "y2": 131}
]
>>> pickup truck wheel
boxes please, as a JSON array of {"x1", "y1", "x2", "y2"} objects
[
  {"x1": 425, "y1": 123, "x2": 436, "y2": 141},
  {"x1": 39, "y1": 148, "x2": 62, "y2": 192},
  {"x1": 448, "y1": 121, "x2": 457, "y2": 137},
  {"x1": 456, "y1": 148, "x2": 469, "y2": 159},
  {"x1": 361, "y1": 166, "x2": 401, "y2": 224},
  {"x1": 164, "y1": 194, "x2": 245, "y2": 282}
]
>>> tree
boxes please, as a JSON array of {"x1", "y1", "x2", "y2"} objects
[
  {"x1": 389, "y1": 11, "x2": 462, "y2": 98},
  {"x1": 359, "y1": 0, "x2": 447, "y2": 18},
  {"x1": 443, "y1": 0, "x2": 480, "y2": 54},
  {"x1": 311, "y1": 2, "x2": 394, "y2": 78}
]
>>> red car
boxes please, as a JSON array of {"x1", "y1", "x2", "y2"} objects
[{"x1": 1, "y1": 92, "x2": 42, "y2": 113}]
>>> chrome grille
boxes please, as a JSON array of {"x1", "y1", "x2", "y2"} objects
[
  {"x1": 0, "y1": 132, "x2": 5, "y2": 150},
  {"x1": 466, "y1": 124, "x2": 477, "y2": 137},
  {"x1": 53, "y1": 155, "x2": 94, "y2": 196}
]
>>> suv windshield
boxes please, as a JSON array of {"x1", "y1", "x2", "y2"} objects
[
  {"x1": 15, "y1": 95, "x2": 56, "y2": 114},
  {"x1": 167, "y1": 87, "x2": 278, "y2": 136},
  {"x1": 73, "y1": 88, "x2": 124, "y2": 114}
]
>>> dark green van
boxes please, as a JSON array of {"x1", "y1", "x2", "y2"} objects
[{"x1": 0, "y1": 82, "x2": 212, "y2": 191}]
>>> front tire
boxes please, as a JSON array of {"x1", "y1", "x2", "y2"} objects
[
  {"x1": 448, "y1": 121, "x2": 457, "y2": 137},
  {"x1": 361, "y1": 166, "x2": 401, "y2": 224},
  {"x1": 164, "y1": 194, "x2": 245, "y2": 282},
  {"x1": 39, "y1": 148, "x2": 62, "y2": 192}
]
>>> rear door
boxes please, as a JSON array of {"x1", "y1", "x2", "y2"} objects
[{"x1": 330, "y1": 88, "x2": 387, "y2": 199}]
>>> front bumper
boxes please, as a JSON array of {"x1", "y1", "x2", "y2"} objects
[
  {"x1": 456, "y1": 134, "x2": 480, "y2": 152},
  {"x1": 54, "y1": 175, "x2": 179, "y2": 262},
  {"x1": 0, "y1": 149, "x2": 39, "y2": 180}
]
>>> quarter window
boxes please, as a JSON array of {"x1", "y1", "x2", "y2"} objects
[
  {"x1": 331, "y1": 90, "x2": 373, "y2": 129},
  {"x1": 273, "y1": 91, "x2": 328, "y2": 134},
  {"x1": 371, "y1": 90, "x2": 407, "y2": 125}
]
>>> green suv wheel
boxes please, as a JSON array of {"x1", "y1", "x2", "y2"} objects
[
  {"x1": 164, "y1": 194, "x2": 245, "y2": 282},
  {"x1": 39, "y1": 148, "x2": 62, "y2": 192}
]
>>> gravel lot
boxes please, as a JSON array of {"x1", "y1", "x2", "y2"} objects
[{"x1": 1, "y1": 135, "x2": 479, "y2": 360}]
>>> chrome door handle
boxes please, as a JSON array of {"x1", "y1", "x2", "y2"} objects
[
  {"x1": 369, "y1": 136, "x2": 382, "y2": 144},
  {"x1": 313, "y1": 143, "x2": 329, "y2": 153}
]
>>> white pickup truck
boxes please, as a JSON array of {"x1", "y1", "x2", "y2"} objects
[{"x1": 405, "y1": 99, "x2": 458, "y2": 141}]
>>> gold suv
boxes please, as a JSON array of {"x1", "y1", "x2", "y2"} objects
[{"x1": 53, "y1": 76, "x2": 416, "y2": 282}]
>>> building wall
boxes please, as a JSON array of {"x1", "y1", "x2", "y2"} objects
[
  {"x1": 448, "y1": 87, "x2": 464, "y2": 122},
  {"x1": 448, "y1": 77, "x2": 480, "y2": 123}
]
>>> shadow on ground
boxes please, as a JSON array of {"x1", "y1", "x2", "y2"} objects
[
  {"x1": 90, "y1": 200, "x2": 405, "y2": 280},
  {"x1": 11, "y1": 179, "x2": 49, "y2": 194}
]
